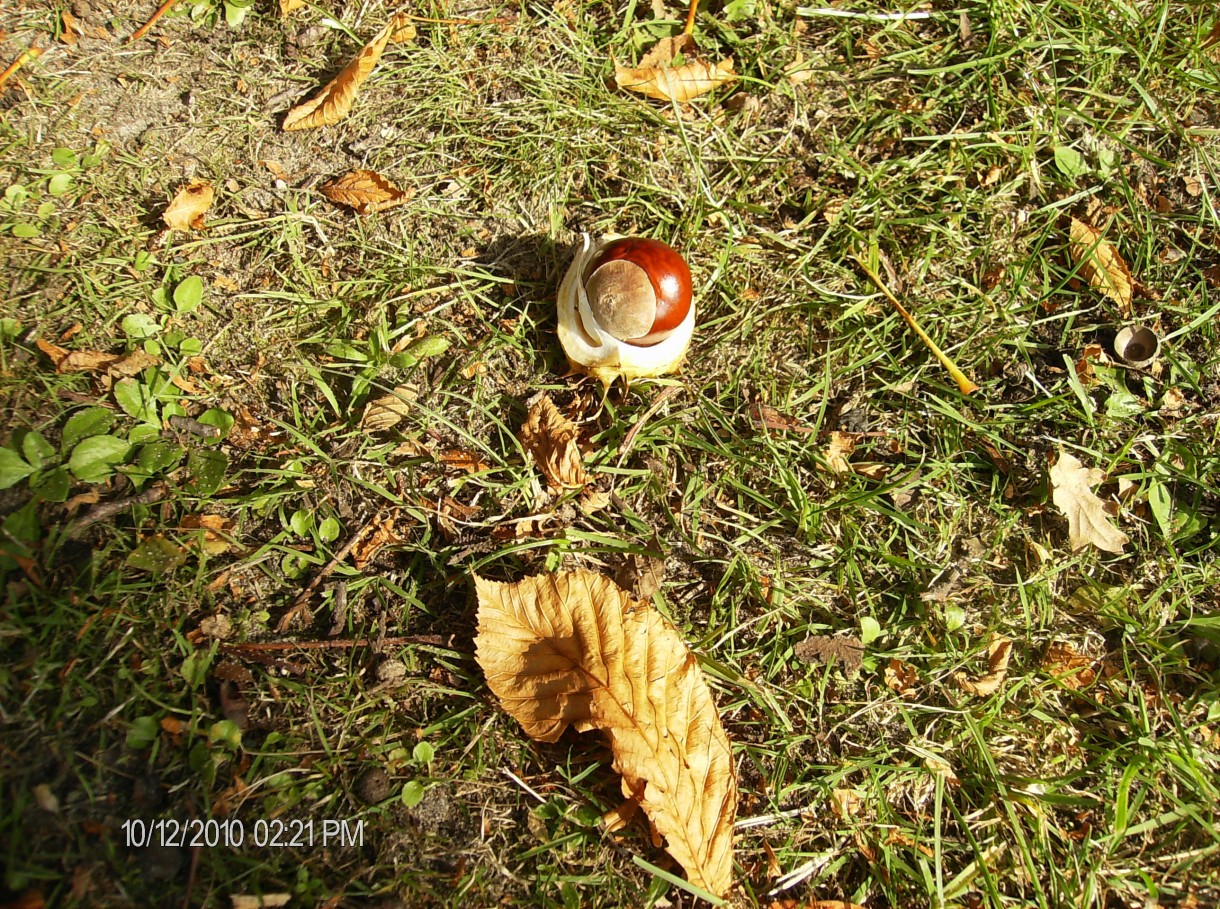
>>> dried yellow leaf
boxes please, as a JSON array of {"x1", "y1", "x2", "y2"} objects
[
  {"x1": 518, "y1": 395, "x2": 588, "y2": 489},
  {"x1": 953, "y1": 638, "x2": 1012, "y2": 697},
  {"x1": 1068, "y1": 218, "x2": 1133, "y2": 316},
  {"x1": 615, "y1": 35, "x2": 736, "y2": 103},
  {"x1": 1049, "y1": 451, "x2": 1128, "y2": 553},
  {"x1": 279, "y1": 0, "x2": 306, "y2": 15},
  {"x1": 163, "y1": 180, "x2": 214, "y2": 231},
  {"x1": 283, "y1": 14, "x2": 405, "y2": 130},
  {"x1": 320, "y1": 169, "x2": 410, "y2": 214},
  {"x1": 360, "y1": 385, "x2": 418, "y2": 432},
  {"x1": 475, "y1": 570, "x2": 737, "y2": 897}
]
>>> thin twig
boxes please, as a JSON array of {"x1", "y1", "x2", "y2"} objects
[
  {"x1": 129, "y1": 0, "x2": 181, "y2": 43},
  {"x1": 276, "y1": 520, "x2": 376, "y2": 632},
  {"x1": 796, "y1": 7, "x2": 933, "y2": 21},
  {"x1": 853, "y1": 256, "x2": 980, "y2": 395},
  {"x1": 0, "y1": 45, "x2": 43, "y2": 92},
  {"x1": 221, "y1": 635, "x2": 447, "y2": 654},
  {"x1": 683, "y1": 0, "x2": 699, "y2": 35},
  {"x1": 68, "y1": 482, "x2": 170, "y2": 536}
]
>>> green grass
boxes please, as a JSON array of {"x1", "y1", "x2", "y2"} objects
[{"x1": 2, "y1": 0, "x2": 1219, "y2": 905}]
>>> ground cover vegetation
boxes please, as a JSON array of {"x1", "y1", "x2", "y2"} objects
[{"x1": 1, "y1": 0, "x2": 1219, "y2": 905}]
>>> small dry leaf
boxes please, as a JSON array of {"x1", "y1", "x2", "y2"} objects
[
  {"x1": 60, "y1": 10, "x2": 81, "y2": 45},
  {"x1": 390, "y1": 20, "x2": 417, "y2": 43},
  {"x1": 793, "y1": 634, "x2": 864, "y2": 676},
  {"x1": 1068, "y1": 218, "x2": 1133, "y2": 316},
  {"x1": 823, "y1": 431, "x2": 856, "y2": 475},
  {"x1": 360, "y1": 385, "x2": 418, "y2": 432},
  {"x1": 1041, "y1": 641, "x2": 1097, "y2": 690},
  {"x1": 36, "y1": 339, "x2": 159, "y2": 376},
  {"x1": 615, "y1": 34, "x2": 736, "y2": 103},
  {"x1": 748, "y1": 402, "x2": 814, "y2": 434},
  {"x1": 351, "y1": 514, "x2": 399, "y2": 568},
  {"x1": 475, "y1": 570, "x2": 736, "y2": 896},
  {"x1": 283, "y1": 14, "x2": 405, "y2": 130},
  {"x1": 279, "y1": 0, "x2": 306, "y2": 15},
  {"x1": 320, "y1": 169, "x2": 410, "y2": 214},
  {"x1": 830, "y1": 788, "x2": 863, "y2": 819},
  {"x1": 180, "y1": 514, "x2": 234, "y2": 555},
  {"x1": 519, "y1": 395, "x2": 588, "y2": 489},
  {"x1": 163, "y1": 180, "x2": 215, "y2": 231},
  {"x1": 230, "y1": 896, "x2": 291, "y2": 909},
  {"x1": 953, "y1": 638, "x2": 1012, "y2": 697},
  {"x1": 884, "y1": 658, "x2": 918, "y2": 698},
  {"x1": 1049, "y1": 451, "x2": 1129, "y2": 553},
  {"x1": 783, "y1": 51, "x2": 814, "y2": 85}
]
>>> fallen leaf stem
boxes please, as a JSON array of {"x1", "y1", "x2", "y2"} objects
[
  {"x1": 129, "y1": 0, "x2": 181, "y2": 43},
  {"x1": 68, "y1": 482, "x2": 170, "y2": 537},
  {"x1": 0, "y1": 45, "x2": 43, "y2": 92},
  {"x1": 683, "y1": 0, "x2": 699, "y2": 35},
  {"x1": 853, "y1": 257, "x2": 980, "y2": 396}
]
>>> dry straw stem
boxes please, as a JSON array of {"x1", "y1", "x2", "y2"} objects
[{"x1": 852, "y1": 256, "x2": 980, "y2": 395}]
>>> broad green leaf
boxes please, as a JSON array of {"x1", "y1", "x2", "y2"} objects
[
  {"x1": 412, "y1": 742, "x2": 435, "y2": 764},
  {"x1": 11, "y1": 223, "x2": 40, "y2": 238},
  {"x1": 187, "y1": 449, "x2": 228, "y2": 495},
  {"x1": 126, "y1": 535, "x2": 186, "y2": 573},
  {"x1": 137, "y1": 441, "x2": 184, "y2": 474},
  {"x1": 32, "y1": 467, "x2": 70, "y2": 503},
  {"x1": 209, "y1": 719, "x2": 243, "y2": 748},
  {"x1": 68, "y1": 435, "x2": 130, "y2": 482},
  {"x1": 127, "y1": 715, "x2": 160, "y2": 749},
  {"x1": 318, "y1": 516, "x2": 341, "y2": 542},
  {"x1": 173, "y1": 276, "x2": 205, "y2": 313},
  {"x1": 0, "y1": 448, "x2": 36, "y2": 490},
  {"x1": 401, "y1": 780, "x2": 425, "y2": 807},
  {"x1": 62, "y1": 407, "x2": 114, "y2": 451},
  {"x1": 859, "y1": 616, "x2": 883, "y2": 646},
  {"x1": 197, "y1": 408, "x2": 234, "y2": 438},
  {"x1": 0, "y1": 318, "x2": 20, "y2": 341},
  {"x1": 1054, "y1": 146, "x2": 1088, "y2": 179},
  {"x1": 114, "y1": 378, "x2": 159, "y2": 424},
  {"x1": 181, "y1": 649, "x2": 212, "y2": 688},
  {"x1": 22, "y1": 431, "x2": 55, "y2": 469},
  {"x1": 289, "y1": 509, "x2": 313, "y2": 537},
  {"x1": 391, "y1": 335, "x2": 451, "y2": 368},
  {"x1": 51, "y1": 148, "x2": 78, "y2": 169},
  {"x1": 48, "y1": 173, "x2": 74, "y2": 196},
  {"x1": 121, "y1": 313, "x2": 161, "y2": 339}
]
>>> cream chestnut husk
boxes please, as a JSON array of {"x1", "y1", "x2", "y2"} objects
[{"x1": 557, "y1": 233, "x2": 695, "y2": 385}]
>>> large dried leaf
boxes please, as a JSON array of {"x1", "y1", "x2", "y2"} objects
[
  {"x1": 163, "y1": 180, "x2": 214, "y2": 231},
  {"x1": 519, "y1": 395, "x2": 588, "y2": 489},
  {"x1": 615, "y1": 35, "x2": 736, "y2": 103},
  {"x1": 37, "y1": 339, "x2": 159, "y2": 376},
  {"x1": 282, "y1": 14, "x2": 405, "y2": 130},
  {"x1": 1049, "y1": 451, "x2": 1128, "y2": 553},
  {"x1": 475, "y1": 570, "x2": 736, "y2": 897},
  {"x1": 321, "y1": 169, "x2": 410, "y2": 214},
  {"x1": 1068, "y1": 218, "x2": 1133, "y2": 316}
]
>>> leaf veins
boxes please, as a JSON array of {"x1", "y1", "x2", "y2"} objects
[{"x1": 474, "y1": 570, "x2": 737, "y2": 897}]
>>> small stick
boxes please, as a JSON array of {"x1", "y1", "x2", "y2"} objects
[
  {"x1": 853, "y1": 256, "x2": 980, "y2": 396},
  {"x1": 276, "y1": 520, "x2": 375, "y2": 632},
  {"x1": 69, "y1": 482, "x2": 170, "y2": 536},
  {"x1": 395, "y1": 12, "x2": 512, "y2": 25},
  {"x1": 129, "y1": 0, "x2": 181, "y2": 43},
  {"x1": 0, "y1": 45, "x2": 43, "y2": 92},
  {"x1": 683, "y1": 0, "x2": 699, "y2": 35},
  {"x1": 168, "y1": 415, "x2": 221, "y2": 438},
  {"x1": 221, "y1": 635, "x2": 445, "y2": 653}
]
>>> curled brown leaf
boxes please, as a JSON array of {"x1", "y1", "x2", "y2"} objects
[
  {"x1": 283, "y1": 14, "x2": 408, "y2": 130},
  {"x1": 321, "y1": 169, "x2": 410, "y2": 214},
  {"x1": 519, "y1": 395, "x2": 588, "y2": 489}
]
